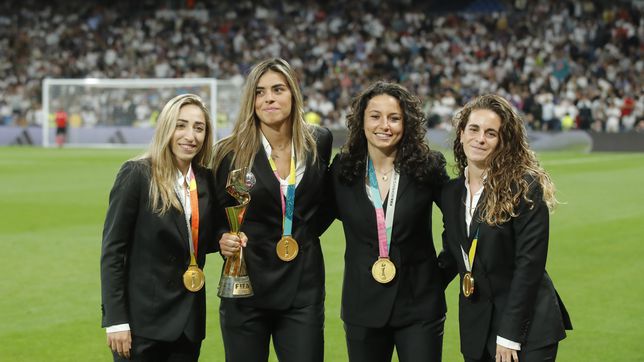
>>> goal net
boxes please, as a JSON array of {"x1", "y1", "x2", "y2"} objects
[{"x1": 41, "y1": 78, "x2": 241, "y2": 147}]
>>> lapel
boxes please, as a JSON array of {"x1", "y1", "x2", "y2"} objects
[
  {"x1": 252, "y1": 147, "x2": 282, "y2": 205},
  {"x1": 254, "y1": 144, "x2": 323, "y2": 224},
  {"x1": 391, "y1": 171, "x2": 411, "y2": 203},
  {"x1": 454, "y1": 176, "x2": 485, "y2": 252},
  {"x1": 172, "y1": 199, "x2": 190, "y2": 253},
  {"x1": 385, "y1": 172, "x2": 409, "y2": 243},
  {"x1": 292, "y1": 148, "x2": 319, "y2": 221},
  {"x1": 455, "y1": 177, "x2": 470, "y2": 251},
  {"x1": 467, "y1": 194, "x2": 483, "y2": 247},
  {"x1": 294, "y1": 153, "x2": 315, "y2": 200},
  {"x1": 195, "y1": 167, "x2": 208, "y2": 258},
  {"x1": 171, "y1": 167, "x2": 204, "y2": 258},
  {"x1": 352, "y1": 168, "x2": 377, "y2": 233}
]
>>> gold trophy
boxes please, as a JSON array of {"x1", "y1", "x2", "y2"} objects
[{"x1": 217, "y1": 167, "x2": 256, "y2": 298}]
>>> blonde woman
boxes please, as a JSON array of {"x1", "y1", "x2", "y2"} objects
[
  {"x1": 100, "y1": 94, "x2": 217, "y2": 361},
  {"x1": 212, "y1": 58, "x2": 332, "y2": 362},
  {"x1": 439, "y1": 94, "x2": 572, "y2": 362}
]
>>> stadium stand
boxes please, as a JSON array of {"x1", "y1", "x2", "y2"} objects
[{"x1": 0, "y1": 0, "x2": 641, "y2": 132}]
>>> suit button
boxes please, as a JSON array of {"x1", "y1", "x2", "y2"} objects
[{"x1": 169, "y1": 255, "x2": 176, "y2": 262}]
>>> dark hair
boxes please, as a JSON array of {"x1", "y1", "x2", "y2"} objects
[{"x1": 338, "y1": 81, "x2": 445, "y2": 185}]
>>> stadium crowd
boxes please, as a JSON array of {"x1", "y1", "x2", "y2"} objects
[{"x1": 1, "y1": 0, "x2": 642, "y2": 132}]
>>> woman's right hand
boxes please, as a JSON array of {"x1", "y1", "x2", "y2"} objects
[{"x1": 219, "y1": 232, "x2": 248, "y2": 258}]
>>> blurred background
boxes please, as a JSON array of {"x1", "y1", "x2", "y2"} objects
[{"x1": 0, "y1": 0, "x2": 642, "y2": 148}]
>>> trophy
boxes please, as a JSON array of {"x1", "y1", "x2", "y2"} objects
[{"x1": 217, "y1": 167, "x2": 256, "y2": 298}]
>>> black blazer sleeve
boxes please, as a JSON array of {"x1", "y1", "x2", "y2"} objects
[
  {"x1": 433, "y1": 155, "x2": 459, "y2": 289},
  {"x1": 201, "y1": 166, "x2": 222, "y2": 254},
  {"x1": 438, "y1": 189, "x2": 459, "y2": 290},
  {"x1": 101, "y1": 161, "x2": 142, "y2": 327},
  {"x1": 497, "y1": 183, "x2": 550, "y2": 342},
  {"x1": 311, "y1": 153, "x2": 340, "y2": 237}
]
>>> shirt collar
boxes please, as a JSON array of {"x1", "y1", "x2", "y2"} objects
[
  {"x1": 260, "y1": 132, "x2": 272, "y2": 156},
  {"x1": 261, "y1": 131, "x2": 294, "y2": 157},
  {"x1": 176, "y1": 164, "x2": 193, "y2": 186},
  {"x1": 260, "y1": 131, "x2": 306, "y2": 181},
  {"x1": 464, "y1": 166, "x2": 485, "y2": 196}
]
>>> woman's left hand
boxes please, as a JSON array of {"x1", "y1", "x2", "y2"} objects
[{"x1": 496, "y1": 344, "x2": 519, "y2": 362}]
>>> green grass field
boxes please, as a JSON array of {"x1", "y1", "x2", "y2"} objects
[{"x1": 1, "y1": 147, "x2": 643, "y2": 361}]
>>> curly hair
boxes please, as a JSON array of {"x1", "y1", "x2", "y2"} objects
[
  {"x1": 338, "y1": 81, "x2": 444, "y2": 185},
  {"x1": 451, "y1": 94, "x2": 558, "y2": 225}
]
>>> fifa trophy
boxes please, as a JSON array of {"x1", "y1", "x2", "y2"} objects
[{"x1": 217, "y1": 168, "x2": 256, "y2": 298}]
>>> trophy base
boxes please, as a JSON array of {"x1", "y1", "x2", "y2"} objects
[{"x1": 218, "y1": 275, "x2": 254, "y2": 298}]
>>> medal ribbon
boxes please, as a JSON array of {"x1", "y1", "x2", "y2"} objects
[
  {"x1": 177, "y1": 168, "x2": 200, "y2": 266},
  {"x1": 267, "y1": 144, "x2": 296, "y2": 238},
  {"x1": 366, "y1": 158, "x2": 400, "y2": 259},
  {"x1": 188, "y1": 168, "x2": 200, "y2": 261},
  {"x1": 461, "y1": 226, "x2": 480, "y2": 272}
]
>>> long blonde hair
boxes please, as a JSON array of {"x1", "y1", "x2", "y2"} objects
[
  {"x1": 137, "y1": 93, "x2": 213, "y2": 214},
  {"x1": 452, "y1": 94, "x2": 557, "y2": 225},
  {"x1": 211, "y1": 58, "x2": 317, "y2": 172}
]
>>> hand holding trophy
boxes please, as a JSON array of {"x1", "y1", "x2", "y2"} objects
[{"x1": 217, "y1": 167, "x2": 256, "y2": 298}]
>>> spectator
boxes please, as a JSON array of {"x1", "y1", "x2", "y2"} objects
[{"x1": 0, "y1": 0, "x2": 641, "y2": 132}]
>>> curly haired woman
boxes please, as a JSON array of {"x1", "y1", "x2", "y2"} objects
[
  {"x1": 319, "y1": 81, "x2": 449, "y2": 361},
  {"x1": 439, "y1": 94, "x2": 573, "y2": 362}
]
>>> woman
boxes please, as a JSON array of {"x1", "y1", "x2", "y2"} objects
[
  {"x1": 439, "y1": 94, "x2": 572, "y2": 362},
  {"x1": 100, "y1": 94, "x2": 216, "y2": 361},
  {"x1": 319, "y1": 81, "x2": 449, "y2": 361},
  {"x1": 212, "y1": 58, "x2": 332, "y2": 362}
]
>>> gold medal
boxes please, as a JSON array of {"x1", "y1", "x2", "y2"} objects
[
  {"x1": 462, "y1": 272, "x2": 475, "y2": 298},
  {"x1": 371, "y1": 257, "x2": 396, "y2": 283},
  {"x1": 183, "y1": 264, "x2": 205, "y2": 292},
  {"x1": 276, "y1": 236, "x2": 299, "y2": 261}
]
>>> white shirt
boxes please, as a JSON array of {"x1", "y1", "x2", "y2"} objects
[
  {"x1": 106, "y1": 166, "x2": 193, "y2": 334},
  {"x1": 175, "y1": 167, "x2": 193, "y2": 229},
  {"x1": 260, "y1": 133, "x2": 306, "y2": 195},
  {"x1": 463, "y1": 167, "x2": 521, "y2": 351},
  {"x1": 464, "y1": 167, "x2": 484, "y2": 231}
]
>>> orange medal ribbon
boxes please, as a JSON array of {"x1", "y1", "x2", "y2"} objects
[{"x1": 189, "y1": 168, "x2": 199, "y2": 256}]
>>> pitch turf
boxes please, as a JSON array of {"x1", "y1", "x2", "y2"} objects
[{"x1": 0, "y1": 147, "x2": 642, "y2": 361}]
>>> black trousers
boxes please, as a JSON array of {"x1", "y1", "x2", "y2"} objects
[
  {"x1": 344, "y1": 316, "x2": 445, "y2": 362},
  {"x1": 112, "y1": 333, "x2": 201, "y2": 362},
  {"x1": 464, "y1": 342, "x2": 559, "y2": 362},
  {"x1": 219, "y1": 299, "x2": 324, "y2": 362}
]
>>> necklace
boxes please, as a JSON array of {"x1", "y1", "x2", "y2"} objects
[{"x1": 377, "y1": 169, "x2": 394, "y2": 181}]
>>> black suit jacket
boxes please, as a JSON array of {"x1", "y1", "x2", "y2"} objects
[
  {"x1": 320, "y1": 152, "x2": 448, "y2": 328},
  {"x1": 439, "y1": 176, "x2": 572, "y2": 358},
  {"x1": 214, "y1": 126, "x2": 332, "y2": 309},
  {"x1": 100, "y1": 159, "x2": 217, "y2": 342}
]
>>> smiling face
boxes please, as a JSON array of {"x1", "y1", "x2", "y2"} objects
[
  {"x1": 254, "y1": 70, "x2": 293, "y2": 130},
  {"x1": 171, "y1": 104, "x2": 206, "y2": 173},
  {"x1": 460, "y1": 109, "x2": 501, "y2": 170},
  {"x1": 363, "y1": 94, "x2": 404, "y2": 156}
]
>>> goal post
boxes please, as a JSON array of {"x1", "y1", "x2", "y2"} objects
[{"x1": 41, "y1": 78, "x2": 241, "y2": 147}]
